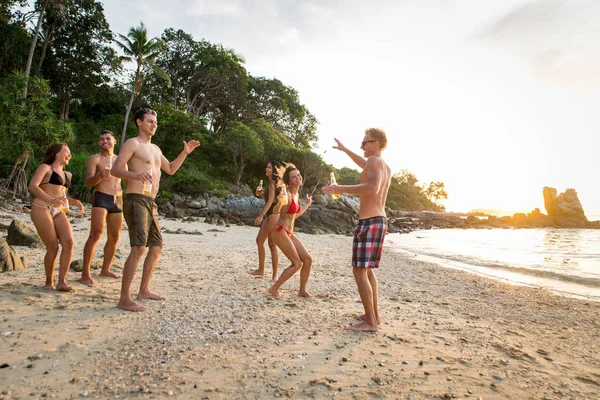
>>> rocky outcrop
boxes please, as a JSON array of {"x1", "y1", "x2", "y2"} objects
[
  {"x1": 0, "y1": 238, "x2": 26, "y2": 272},
  {"x1": 154, "y1": 188, "x2": 599, "y2": 234},
  {"x1": 543, "y1": 187, "x2": 587, "y2": 221}
]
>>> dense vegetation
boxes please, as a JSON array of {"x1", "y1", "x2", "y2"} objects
[{"x1": 0, "y1": 0, "x2": 447, "y2": 211}]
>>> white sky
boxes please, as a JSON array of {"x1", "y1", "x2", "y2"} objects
[{"x1": 100, "y1": 0, "x2": 600, "y2": 213}]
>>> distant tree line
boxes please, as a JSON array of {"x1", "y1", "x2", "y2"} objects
[{"x1": 0, "y1": 0, "x2": 446, "y2": 211}]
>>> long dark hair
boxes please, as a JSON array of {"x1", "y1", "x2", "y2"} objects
[
  {"x1": 265, "y1": 160, "x2": 284, "y2": 199},
  {"x1": 42, "y1": 143, "x2": 68, "y2": 165}
]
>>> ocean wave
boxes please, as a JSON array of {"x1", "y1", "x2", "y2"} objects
[{"x1": 484, "y1": 264, "x2": 600, "y2": 288}]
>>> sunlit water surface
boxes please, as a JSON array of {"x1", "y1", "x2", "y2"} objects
[{"x1": 386, "y1": 228, "x2": 600, "y2": 301}]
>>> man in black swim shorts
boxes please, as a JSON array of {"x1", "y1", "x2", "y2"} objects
[{"x1": 80, "y1": 130, "x2": 124, "y2": 286}]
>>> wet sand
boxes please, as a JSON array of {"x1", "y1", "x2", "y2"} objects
[{"x1": 1, "y1": 208, "x2": 599, "y2": 399}]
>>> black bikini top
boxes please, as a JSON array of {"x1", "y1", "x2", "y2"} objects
[{"x1": 40, "y1": 170, "x2": 71, "y2": 188}]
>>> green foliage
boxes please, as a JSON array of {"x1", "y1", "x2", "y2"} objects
[
  {"x1": 0, "y1": 72, "x2": 73, "y2": 161},
  {"x1": 41, "y1": 0, "x2": 115, "y2": 120},
  {"x1": 162, "y1": 165, "x2": 228, "y2": 197},
  {"x1": 224, "y1": 121, "x2": 264, "y2": 185},
  {"x1": 0, "y1": 0, "x2": 29, "y2": 77},
  {"x1": 0, "y1": 7, "x2": 448, "y2": 207},
  {"x1": 245, "y1": 76, "x2": 318, "y2": 149},
  {"x1": 337, "y1": 167, "x2": 360, "y2": 185},
  {"x1": 150, "y1": 103, "x2": 208, "y2": 160},
  {"x1": 385, "y1": 170, "x2": 445, "y2": 211}
]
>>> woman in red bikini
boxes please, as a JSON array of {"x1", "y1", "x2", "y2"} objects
[
  {"x1": 268, "y1": 163, "x2": 313, "y2": 297},
  {"x1": 28, "y1": 143, "x2": 84, "y2": 292},
  {"x1": 250, "y1": 160, "x2": 284, "y2": 281}
]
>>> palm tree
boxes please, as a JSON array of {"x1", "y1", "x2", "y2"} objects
[{"x1": 114, "y1": 22, "x2": 171, "y2": 146}]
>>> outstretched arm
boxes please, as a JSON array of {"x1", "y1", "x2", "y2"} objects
[
  {"x1": 161, "y1": 140, "x2": 200, "y2": 175},
  {"x1": 323, "y1": 157, "x2": 382, "y2": 196},
  {"x1": 333, "y1": 138, "x2": 366, "y2": 169}
]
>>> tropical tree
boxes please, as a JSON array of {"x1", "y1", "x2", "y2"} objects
[
  {"x1": 22, "y1": 0, "x2": 65, "y2": 99},
  {"x1": 142, "y1": 28, "x2": 200, "y2": 109},
  {"x1": 0, "y1": 0, "x2": 30, "y2": 76},
  {"x1": 186, "y1": 42, "x2": 248, "y2": 136},
  {"x1": 424, "y1": 181, "x2": 448, "y2": 209},
  {"x1": 245, "y1": 76, "x2": 318, "y2": 149},
  {"x1": 224, "y1": 121, "x2": 264, "y2": 185},
  {"x1": 114, "y1": 22, "x2": 171, "y2": 146},
  {"x1": 42, "y1": 0, "x2": 114, "y2": 120},
  {"x1": 0, "y1": 72, "x2": 72, "y2": 196}
]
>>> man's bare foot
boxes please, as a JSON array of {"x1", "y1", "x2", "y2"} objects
[
  {"x1": 267, "y1": 287, "x2": 281, "y2": 297},
  {"x1": 137, "y1": 292, "x2": 165, "y2": 300},
  {"x1": 99, "y1": 271, "x2": 121, "y2": 279},
  {"x1": 79, "y1": 275, "x2": 95, "y2": 286},
  {"x1": 358, "y1": 314, "x2": 381, "y2": 324},
  {"x1": 249, "y1": 269, "x2": 265, "y2": 277},
  {"x1": 56, "y1": 283, "x2": 75, "y2": 293},
  {"x1": 117, "y1": 299, "x2": 146, "y2": 312},
  {"x1": 42, "y1": 283, "x2": 55, "y2": 290},
  {"x1": 298, "y1": 291, "x2": 311, "y2": 297},
  {"x1": 346, "y1": 321, "x2": 378, "y2": 332}
]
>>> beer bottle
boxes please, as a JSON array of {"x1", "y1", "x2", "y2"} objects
[
  {"x1": 143, "y1": 169, "x2": 152, "y2": 195},
  {"x1": 61, "y1": 187, "x2": 69, "y2": 213},
  {"x1": 330, "y1": 172, "x2": 340, "y2": 199},
  {"x1": 280, "y1": 184, "x2": 288, "y2": 206},
  {"x1": 256, "y1": 179, "x2": 264, "y2": 198}
]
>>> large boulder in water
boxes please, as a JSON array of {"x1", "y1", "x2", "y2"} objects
[{"x1": 543, "y1": 187, "x2": 587, "y2": 222}]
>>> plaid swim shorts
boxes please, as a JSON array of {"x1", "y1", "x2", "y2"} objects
[{"x1": 352, "y1": 216, "x2": 387, "y2": 268}]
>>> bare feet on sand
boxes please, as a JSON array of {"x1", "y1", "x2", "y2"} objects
[
  {"x1": 267, "y1": 287, "x2": 281, "y2": 297},
  {"x1": 298, "y1": 291, "x2": 311, "y2": 297},
  {"x1": 99, "y1": 271, "x2": 121, "y2": 279},
  {"x1": 79, "y1": 275, "x2": 95, "y2": 286},
  {"x1": 117, "y1": 299, "x2": 146, "y2": 312},
  {"x1": 56, "y1": 283, "x2": 75, "y2": 293},
  {"x1": 358, "y1": 314, "x2": 381, "y2": 324},
  {"x1": 138, "y1": 292, "x2": 165, "y2": 300},
  {"x1": 249, "y1": 269, "x2": 264, "y2": 277},
  {"x1": 42, "y1": 283, "x2": 55, "y2": 290},
  {"x1": 346, "y1": 321, "x2": 378, "y2": 332}
]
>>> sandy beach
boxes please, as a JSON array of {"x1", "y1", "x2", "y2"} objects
[{"x1": 1, "y1": 207, "x2": 599, "y2": 400}]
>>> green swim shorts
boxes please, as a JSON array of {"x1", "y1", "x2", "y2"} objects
[{"x1": 123, "y1": 193, "x2": 163, "y2": 247}]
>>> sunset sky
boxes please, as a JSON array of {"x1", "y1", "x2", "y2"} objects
[{"x1": 101, "y1": 0, "x2": 600, "y2": 214}]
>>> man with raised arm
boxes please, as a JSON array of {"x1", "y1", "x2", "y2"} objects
[
  {"x1": 111, "y1": 109, "x2": 200, "y2": 312},
  {"x1": 80, "y1": 130, "x2": 123, "y2": 286},
  {"x1": 323, "y1": 128, "x2": 392, "y2": 332}
]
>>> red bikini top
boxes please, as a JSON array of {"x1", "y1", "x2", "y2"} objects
[{"x1": 286, "y1": 196, "x2": 301, "y2": 214}]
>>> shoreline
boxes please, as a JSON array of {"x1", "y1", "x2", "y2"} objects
[{"x1": 1, "y1": 209, "x2": 599, "y2": 399}]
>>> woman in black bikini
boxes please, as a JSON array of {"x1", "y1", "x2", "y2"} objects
[
  {"x1": 268, "y1": 163, "x2": 313, "y2": 297},
  {"x1": 250, "y1": 161, "x2": 284, "y2": 282},
  {"x1": 28, "y1": 143, "x2": 84, "y2": 292}
]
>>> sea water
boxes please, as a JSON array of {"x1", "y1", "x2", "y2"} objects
[{"x1": 385, "y1": 227, "x2": 600, "y2": 301}]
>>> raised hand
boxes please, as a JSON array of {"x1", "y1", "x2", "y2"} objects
[
  {"x1": 332, "y1": 138, "x2": 347, "y2": 152},
  {"x1": 183, "y1": 140, "x2": 201, "y2": 154},
  {"x1": 305, "y1": 194, "x2": 313, "y2": 207}
]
